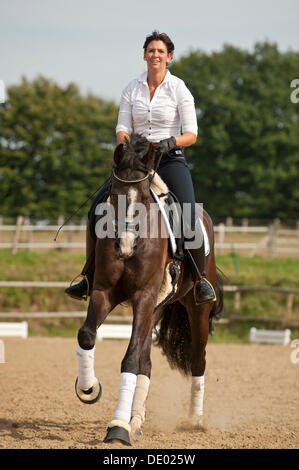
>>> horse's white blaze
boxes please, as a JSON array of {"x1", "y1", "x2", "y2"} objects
[
  {"x1": 126, "y1": 187, "x2": 138, "y2": 222},
  {"x1": 113, "y1": 372, "x2": 137, "y2": 423},
  {"x1": 76, "y1": 345, "x2": 95, "y2": 390},
  {"x1": 190, "y1": 376, "x2": 205, "y2": 416},
  {"x1": 119, "y1": 230, "x2": 135, "y2": 257},
  {"x1": 119, "y1": 187, "x2": 138, "y2": 257}
]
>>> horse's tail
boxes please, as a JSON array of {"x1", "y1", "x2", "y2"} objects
[
  {"x1": 153, "y1": 266, "x2": 227, "y2": 375},
  {"x1": 208, "y1": 266, "x2": 227, "y2": 335},
  {"x1": 153, "y1": 301, "x2": 192, "y2": 376}
]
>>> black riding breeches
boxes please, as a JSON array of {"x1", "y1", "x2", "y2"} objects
[{"x1": 155, "y1": 149, "x2": 197, "y2": 232}]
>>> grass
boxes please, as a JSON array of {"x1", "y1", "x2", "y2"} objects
[
  {"x1": 209, "y1": 321, "x2": 299, "y2": 344},
  {"x1": 216, "y1": 253, "x2": 299, "y2": 288},
  {"x1": 0, "y1": 250, "x2": 298, "y2": 341}
]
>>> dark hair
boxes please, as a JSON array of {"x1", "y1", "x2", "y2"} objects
[{"x1": 143, "y1": 30, "x2": 175, "y2": 56}]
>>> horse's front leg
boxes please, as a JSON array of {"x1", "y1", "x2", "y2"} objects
[
  {"x1": 75, "y1": 288, "x2": 113, "y2": 404},
  {"x1": 129, "y1": 334, "x2": 152, "y2": 439},
  {"x1": 103, "y1": 290, "x2": 156, "y2": 446}
]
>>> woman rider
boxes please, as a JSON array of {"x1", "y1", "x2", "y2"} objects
[{"x1": 65, "y1": 30, "x2": 216, "y2": 304}]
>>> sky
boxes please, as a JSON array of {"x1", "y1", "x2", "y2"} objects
[{"x1": 1, "y1": 0, "x2": 299, "y2": 103}]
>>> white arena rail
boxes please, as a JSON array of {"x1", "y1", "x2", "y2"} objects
[
  {"x1": 0, "y1": 321, "x2": 28, "y2": 338},
  {"x1": 249, "y1": 327, "x2": 291, "y2": 345},
  {"x1": 97, "y1": 324, "x2": 132, "y2": 340},
  {"x1": 97, "y1": 324, "x2": 160, "y2": 341}
]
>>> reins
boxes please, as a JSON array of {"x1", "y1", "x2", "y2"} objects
[
  {"x1": 149, "y1": 150, "x2": 163, "y2": 185},
  {"x1": 112, "y1": 169, "x2": 150, "y2": 184}
]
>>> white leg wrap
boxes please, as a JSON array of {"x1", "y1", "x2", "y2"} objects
[
  {"x1": 131, "y1": 374, "x2": 150, "y2": 423},
  {"x1": 76, "y1": 345, "x2": 95, "y2": 390},
  {"x1": 113, "y1": 372, "x2": 137, "y2": 423},
  {"x1": 190, "y1": 376, "x2": 205, "y2": 417}
]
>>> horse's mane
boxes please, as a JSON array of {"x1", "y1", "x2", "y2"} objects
[{"x1": 115, "y1": 134, "x2": 151, "y2": 173}]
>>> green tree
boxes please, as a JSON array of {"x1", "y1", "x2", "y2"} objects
[
  {"x1": 171, "y1": 42, "x2": 299, "y2": 221},
  {"x1": 0, "y1": 76, "x2": 118, "y2": 220}
]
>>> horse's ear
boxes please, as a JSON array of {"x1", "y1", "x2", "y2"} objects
[{"x1": 113, "y1": 143, "x2": 124, "y2": 167}]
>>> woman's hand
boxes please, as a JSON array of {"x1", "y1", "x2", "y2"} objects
[
  {"x1": 155, "y1": 133, "x2": 197, "y2": 154},
  {"x1": 116, "y1": 131, "x2": 131, "y2": 146},
  {"x1": 154, "y1": 136, "x2": 177, "y2": 154}
]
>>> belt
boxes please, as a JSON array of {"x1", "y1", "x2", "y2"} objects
[{"x1": 168, "y1": 147, "x2": 184, "y2": 156}]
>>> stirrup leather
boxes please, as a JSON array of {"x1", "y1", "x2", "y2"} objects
[
  {"x1": 69, "y1": 273, "x2": 90, "y2": 301},
  {"x1": 193, "y1": 278, "x2": 217, "y2": 306}
]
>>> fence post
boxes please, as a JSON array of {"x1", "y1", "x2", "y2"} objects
[
  {"x1": 283, "y1": 293, "x2": 294, "y2": 325},
  {"x1": 218, "y1": 223, "x2": 225, "y2": 255},
  {"x1": 67, "y1": 229, "x2": 72, "y2": 252},
  {"x1": 226, "y1": 216, "x2": 233, "y2": 227},
  {"x1": 274, "y1": 218, "x2": 280, "y2": 230},
  {"x1": 267, "y1": 224, "x2": 276, "y2": 258},
  {"x1": 24, "y1": 216, "x2": 32, "y2": 251},
  {"x1": 57, "y1": 215, "x2": 65, "y2": 226},
  {"x1": 57, "y1": 216, "x2": 65, "y2": 251},
  {"x1": 233, "y1": 290, "x2": 241, "y2": 314},
  {"x1": 12, "y1": 215, "x2": 24, "y2": 254}
]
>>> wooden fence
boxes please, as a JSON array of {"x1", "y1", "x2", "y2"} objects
[
  {"x1": 0, "y1": 281, "x2": 298, "y2": 327},
  {"x1": 1, "y1": 216, "x2": 299, "y2": 257}
]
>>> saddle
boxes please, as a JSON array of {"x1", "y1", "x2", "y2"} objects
[
  {"x1": 150, "y1": 172, "x2": 210, "y2": 259},
  {"x1": 150, "y1": 172, "x2": 210, "y2": 310}
]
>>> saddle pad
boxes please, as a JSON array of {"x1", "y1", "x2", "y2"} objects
[
  {"x1": 150, "y1": 188, "x2": 177, "y2": 255},
  {"x1": 150, "y1": 188, "x2": 210, "y2": 257}
]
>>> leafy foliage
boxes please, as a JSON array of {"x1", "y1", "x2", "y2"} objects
[
  {"x1": 0, "y1": 76, "x2": 118, "y2": 219},
  {"x1": 171, "y1": 42, "x2": 299, "y2": 221}
]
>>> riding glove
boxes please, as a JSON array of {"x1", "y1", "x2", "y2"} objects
[{"x1": 155, "y1": 136, "x2": 177, "y2": 154}]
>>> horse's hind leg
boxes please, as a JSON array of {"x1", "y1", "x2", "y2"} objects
[
  {"x1": 185, "y1": 297, "x2": 211, "y2": 428},
  {"x1": 75, "y1": 289, "x2": 113, "y2": 404}
]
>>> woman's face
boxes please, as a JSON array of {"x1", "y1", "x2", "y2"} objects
[{"x1": 144, "y1": 40, "x2": 172, "y2": 72}]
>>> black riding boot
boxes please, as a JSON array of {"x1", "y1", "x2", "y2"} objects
[
  {"x1": 64, "y1": 224, "x2": 95, "y2": 301},
  {"x1": 65, "y1": 179, "x2": 110, "y2": 300},
  {"x1": 186, "y1": 234, "x2": 216, "y2": 305}
]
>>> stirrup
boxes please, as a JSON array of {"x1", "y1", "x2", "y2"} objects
[
  {"x1": 69, "y1": 273, "x2": 90, "y2": 301},
  {"x1": 193, "y1": 278, "x2": 217, "y2": 306}
]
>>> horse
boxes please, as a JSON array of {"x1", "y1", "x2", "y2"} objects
[{"x1": 74, "y1": 134, "x2": 224, "y2": 446}]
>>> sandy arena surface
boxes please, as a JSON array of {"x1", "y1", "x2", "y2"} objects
[{"x1": 0, "y1": 337, "x2": 298, "y2": 449}]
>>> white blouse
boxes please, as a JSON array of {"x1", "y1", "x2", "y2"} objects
[{"x1": 116, "y1": 70, "x2": 198, "y2": 142}]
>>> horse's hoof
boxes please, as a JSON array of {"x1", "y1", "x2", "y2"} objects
[
  {"x1": 130, "y1": 416, "x2": 143, "y2": 439},
  {"x1": 103, "y1": 426, "x2": 132, "y2": 446},
  {"x1": 75, "y1": 377, "x2": 102, "y2": 404},
  {"x1": 132, "y1": 428, "x2": 142, "y2": 439},
  {"x1": 190, "y1": 414, "x2": 206, "y2": 430}
]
